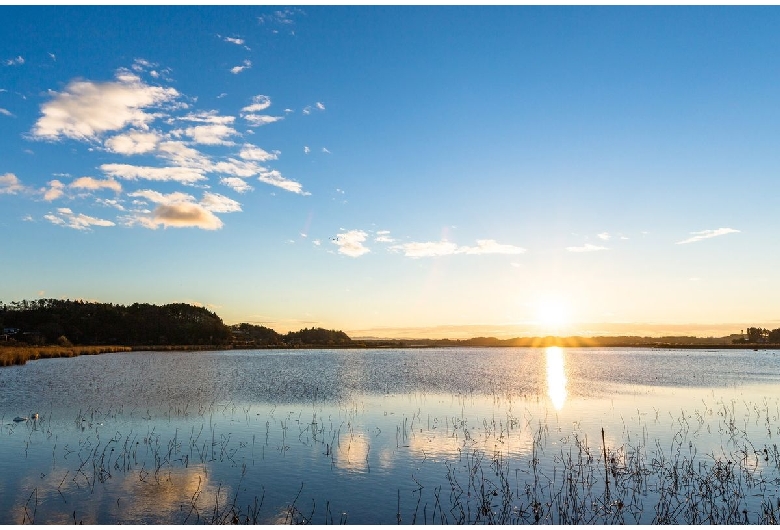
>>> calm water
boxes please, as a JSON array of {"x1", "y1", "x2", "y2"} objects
[{"x1": 1, "y1": 347, "x2": 779, "y2": 524}]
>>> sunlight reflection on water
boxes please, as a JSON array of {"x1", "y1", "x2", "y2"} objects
[{"x1": 545, "y1": 346, "x2": 567, "y2": 410}]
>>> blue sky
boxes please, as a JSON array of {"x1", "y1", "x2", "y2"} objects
[{"x1": 1, "y1": 6, "x2": 778, "y2": 338}]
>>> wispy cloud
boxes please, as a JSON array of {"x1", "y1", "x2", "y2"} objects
[
  {"x1": 566, "y1": 243, "x2": 608, "y2": 252},
  {"x1": 0, "y1": 173, "x2": 25, "y2": 194},
  {"x1": 173, "y1": 123, "x2": 238, "y2": 145},
  {"x1": 391, "y1": 241, "x2": 459, "y2": 258},
  {"x1": 230, "y1": 60, "x2": 252, "y2": 74},
  {"x1": 257, "y1": 169, "x2": 308, "y2": 195},
  {"x1": 0, "y1": 108, "x2": 14, "y2": 117},
  {"x1": 44, "y1": 207, "x2": 115, "y2": 230},
  {"x1": 460, "y1": 239, "x2": 526, "y2": 255},
  {"x1": 101, "y1": 163, "x2": 206, "y2": 185},
  {"x1": 390, "y1": 239, "x2": 525, "y2": 258},
  {"x1": 375, "y1": 230, "x2": 394, "y2": 243},
  {"x1": 32, "y1": 72, "x2": 179, "y2": 140},
  {"x1": 676, "y1": 227, "x2": 740, "y2": 245},
  {"x1": 241, "y1": 95, "x2": 272, "y2": 113},
  {"x1": 223, "y1": 36, "x2": 245, "y2": 46},
  {"x1": 333, "y1": 230, "x2": 370, "y2": 257},
  {"x1": 70, "y1": 176, "x2": 122, "y2": 193},
  {"x1": 239, "y1": 143, "x2": 278, "y2": 161},
  {"x1": 597, "y1": 232, "x2": 611, "y2": 241},
  {"x1": 219, "y1": 177, "x2": 253, "y2": 194},
  {"x1": 4, "y1": 56, "x2": 24, "y2": 66},
  {"x1": 242, "y1": 114, "x2": 283, "y2": 126}
]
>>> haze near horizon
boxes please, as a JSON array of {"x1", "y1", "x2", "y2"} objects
[{"x1": 1, "y1": 6, "x2": 778, "y2": 338}]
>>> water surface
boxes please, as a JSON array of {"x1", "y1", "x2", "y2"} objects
[{"x1": 1, "y1": 347, "x2": 779, "y2": 524}]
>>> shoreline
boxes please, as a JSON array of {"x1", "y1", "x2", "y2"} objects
[{"x1": 3, "y1": 341, "x2": 780, "y2": 367}]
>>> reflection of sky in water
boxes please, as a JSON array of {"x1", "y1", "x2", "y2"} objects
[{"x1": 1, "y1": 348, "x2": 780, "y2": 523}]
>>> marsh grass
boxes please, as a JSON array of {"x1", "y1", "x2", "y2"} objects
[{"x1": 0, "y1": 344, "x2": 132, "y2": 366}]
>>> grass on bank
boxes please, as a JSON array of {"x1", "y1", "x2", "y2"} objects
[{"x1": 0, "y1": 344, "x2": 133, "y2": 367}]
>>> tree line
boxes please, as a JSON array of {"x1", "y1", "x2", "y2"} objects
[
  {"x1": 0, "y1": 299, "x2": 352, "y2": 347},
  {"x1": 734, "y1": 327, "x2": 780, "y2": 344}
]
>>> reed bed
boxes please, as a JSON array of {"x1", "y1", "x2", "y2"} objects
[{"x1": 0, "y1": 344, "x2": 132, "y2": 367}]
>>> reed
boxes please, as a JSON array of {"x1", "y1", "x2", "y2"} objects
[{"x1": 0, "y1": 344, "x2": 132, "y2": 366}]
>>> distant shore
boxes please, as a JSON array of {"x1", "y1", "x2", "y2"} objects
[{"x1": 3, "y1": 341, "x2": 780, "y2": 367}]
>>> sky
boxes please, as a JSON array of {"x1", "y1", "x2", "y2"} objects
[{"x1": 1, "y1": 6, "x2": 779, "y2": 338}]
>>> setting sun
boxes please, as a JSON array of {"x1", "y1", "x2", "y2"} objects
[{"x1": 535, "y1": 297, "x2": 572, "y2": 332}]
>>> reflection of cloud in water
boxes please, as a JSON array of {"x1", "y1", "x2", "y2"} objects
[
  {"x1": 10, "y1": 463, "x2": 224, "y2": 524},
  {"x1": 334, "y1": 431, "x2": 370, "y2": 473},
  {"x1": 546, "y1": 346, "x2": 567, "y2": 410},
  {"x1": 112, "y1": 465, "x2": 227, "y2": 524}
]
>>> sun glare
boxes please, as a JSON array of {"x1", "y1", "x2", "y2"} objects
[{"x1": 535, "y1": 297, "x2": 571, "y2": 332}]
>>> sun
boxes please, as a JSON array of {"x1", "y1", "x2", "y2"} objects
[{"x1": 535, "y1": 297, "x2": 571, "y2": 332}]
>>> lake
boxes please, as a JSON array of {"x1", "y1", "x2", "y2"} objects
[{"x1": 1, "y1": 347, "x2": 779, "y2": 524}]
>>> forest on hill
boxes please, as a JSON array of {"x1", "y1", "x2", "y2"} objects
[{"x1": 0, "y1": 299, "x2": 351, "y2": 347}]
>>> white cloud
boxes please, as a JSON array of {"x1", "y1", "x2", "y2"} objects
[
  {"x1": 32, "y1": 72, "x2": 179, "y2": 140},
  {"x1": 141, "y1": 203, "x2": 223, "y2": 230},
  {"x1": 230, "y1": 60, "x2": 252, "y2": 74},
  {"x1": 676, "y1": 227, "x2": 740, "y2": 245},
  {"x1": 241, "y1": 95, "x2": 272, "y2": 113},
  {"x1": 4, "y1": 56, "x2": 24, "y2": 66},
  {"x1": 597, "y1": 232, "x2": 611, "y2": 241},
  {"x1": 333, "y1": 230, "x2": 370, "y2": 257},
  {"x1": 239, "y1": 143, "x2": 278, "y2": 161},
  {"x1": 175, "y1": 123, "x2": 237, "y2": 145},
  {"x1": 302, "y1": 106, "x2": 311, "y2": 115},
  {"x1": 104, "y1": 130, "x2": 162, "y2": 154},
  {"x1": 0, "y1": 108, "x2": 13, "y2": 117},
  {"x1": 0, "y1": 173, "x2": 24, "y2": 194},
  {"x1": 257, "y1": 169, "x2": 308, "y2": 195},
  {"x1": 44, "y1": 207, "x2": 115, "y2": 230},
  {"x1": 391, "y1": 240, "x2": 459, "y2": 258},
  {"x1": 129, "y1": 189, "x2": 195, "y2": 205},
  {"x1": 220, "y1": 177, "x2": 254, "y2": 193},
  {"x1": 200, "y1": 192, "x2": 241, "y2": 213},
  {"x1": 459, "y1": 239, "x2": 526, "y2": 255},
  {"x1": 304, "y1": 146, "x2": 310, "y2": 154},
  {"x1": 70, "y1": 176, "x2": 122, "y2": 193},
  {"x1": 101, "y1": 163, "x2": 206, "y2": 184},
  {"x1": 96, "y1": 198, "x2": 126, "y2": 211},
  {"x1": 224, "y1": 37, "x2": 245, "y2": 46},
  {"x1": 156, "y1": 141, "x2": 212, "y2": 168},
  {"x1": 322, "y1": 147, "x2": 331, "y2": 154},
  {"x1": 390, "y1": 239, "x2": 525, "y2": 258},
  {"x1": 179, "y1": 111, "x2": 235, "y2": 125},
  {"x1": 43, "y1": 179, "x2": 66, "y2": 201},
  {"x1": 125, "y1": 190, "x2": 236, "y2": 230},
  {"x1": 242, "y1": 114, "x2": 283, "y2": 126},
  {"x1": 375, "y1": 230, "x2": 394, "y2": 243},
  {"x1": 316, "y1": 102, "x2": 325, "y2": 110},
  {"x1": 566, "y1": 243, "x2": 608, "y2": 252}
]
